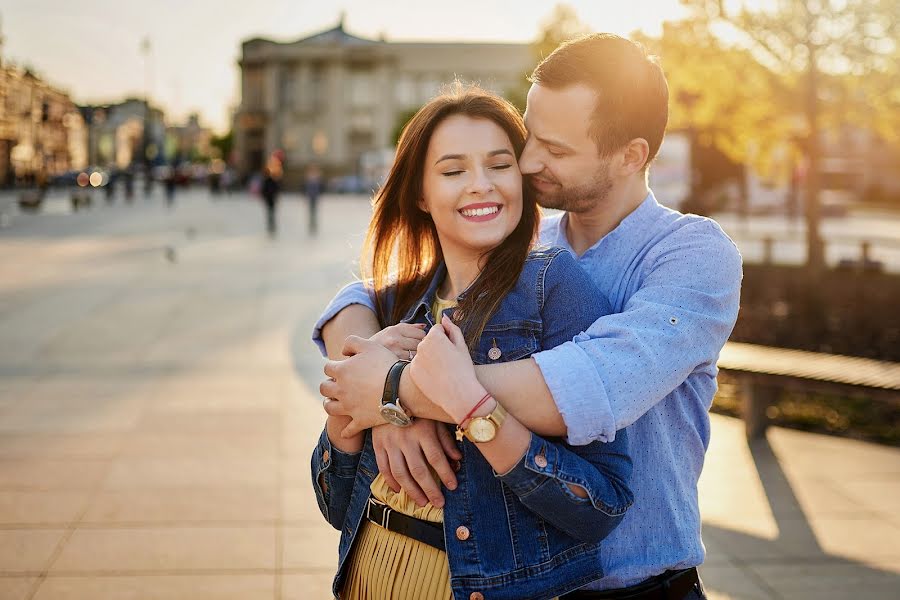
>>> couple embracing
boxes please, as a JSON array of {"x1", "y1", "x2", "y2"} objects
[{"x1": 311, "y1": 33, "x2": 742, "y2": 600}]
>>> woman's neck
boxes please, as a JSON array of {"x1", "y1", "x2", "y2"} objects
[{"x1": 438, "y1": 251, "x2": 483, "y2": 300}]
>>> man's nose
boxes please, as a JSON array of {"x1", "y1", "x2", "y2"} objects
[{"x1": 518, "y1": 138, "x2": 541, "y2": 175}]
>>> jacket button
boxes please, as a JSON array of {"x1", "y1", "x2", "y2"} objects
[
  {"x1": 469, "y1": 593, "x2": 484, "y2": 600},
  {"x1": 322, "y1": 450, "x2": 330, "y2": 464},
  {"x1": 455, "y1": 526, "x2": 470, "y2": 541},
  {"x1": 534, "y1": 454, "x2": 548, "y2": 468}
]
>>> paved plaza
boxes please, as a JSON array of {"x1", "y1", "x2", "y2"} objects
[{"x1": 0, "y1": 188, "x2": 897, "y2": 599}]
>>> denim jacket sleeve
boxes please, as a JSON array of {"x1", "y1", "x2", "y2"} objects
[
  {"x1": 496, "y1": 429, "x2": 633, "y2": 544},
  {"x1": 310, "y1": 428, "x2": 362, "y2": 530},
  {"x1": 494, "y1": 249, "x2": 631, "y2": 544}
]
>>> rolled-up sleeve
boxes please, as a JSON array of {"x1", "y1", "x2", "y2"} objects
[
  {"x1": 533, "y1": 221, "x2": 742, "y2": 445},
  {"x1": 311, "y1": 428, "x2": 362, "y2": 530},
  {"x1": 311, "y1": 281, "x2": 376, "y2": 356}
]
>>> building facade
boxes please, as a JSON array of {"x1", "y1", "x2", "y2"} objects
[
  {"x1": 233, "y1": 20, "x2": 532, "y2": 187},
  {"x1": 0, "y1": 63, "x2": 87, "y2": 186}
]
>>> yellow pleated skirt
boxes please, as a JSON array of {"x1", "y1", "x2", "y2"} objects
[{"x1": 341, "y1": 473, "x2": 452, "y2": 600}]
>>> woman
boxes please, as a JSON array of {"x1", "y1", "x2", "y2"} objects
[{"x1": 311, "y1": 86, "x2": 632, "y2": 600}]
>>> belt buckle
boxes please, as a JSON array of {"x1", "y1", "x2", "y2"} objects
[{"x1": 367, "y1": 498, "x2": 391, "y2": 530}]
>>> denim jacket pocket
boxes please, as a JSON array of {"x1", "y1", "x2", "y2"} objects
[{"x1": 473, "y1": 321, "x2": 541, "y2": 364}]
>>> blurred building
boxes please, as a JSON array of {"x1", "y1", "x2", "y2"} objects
[
  {"x1": 0, "y1": 61, "x2": 87, "y2": 186},
  {"x1": 166, "y1": 113, "x2": 213, "y2": 162},
  {"x1": 233, "y1": 18, "x2": 531, "y2": 187},
  {"x1": 79, "y1": 99, "x2": 165, "y2": 170}
]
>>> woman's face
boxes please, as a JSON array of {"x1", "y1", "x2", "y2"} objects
[{"x1": 420, "y1": 115, "x2": 523, "y2": 264}]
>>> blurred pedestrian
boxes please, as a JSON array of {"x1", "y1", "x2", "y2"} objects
[
  {"x1": 261, "y1": 163, "x2": 281, "y2": 236},
  {"x1": 305, "y1": 164, "x2": 323, "y2": 235},
  {"x1": 164, "y1": 166, "x2": 177, "y2": 208}
]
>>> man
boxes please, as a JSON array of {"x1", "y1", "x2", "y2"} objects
[{"x1": 317, "y1": 34, "x2": 741, "y2": 599}]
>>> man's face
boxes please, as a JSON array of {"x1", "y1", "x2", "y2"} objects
[{"x1": 520, "y1": 83, "x2": 614, "y2": 213}]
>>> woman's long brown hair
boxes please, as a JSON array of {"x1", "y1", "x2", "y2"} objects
[{"x1": 363, "y1": 84, "x2": 539, "y2": 350}]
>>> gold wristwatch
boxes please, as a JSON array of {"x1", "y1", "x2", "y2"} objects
[{"x1": 457, "y1": 402, "x2": 508, "y2": 443}]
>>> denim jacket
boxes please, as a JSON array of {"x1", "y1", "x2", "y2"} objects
[{"x1": 311, "y1": 247, "x2": 634, "y2": 600}]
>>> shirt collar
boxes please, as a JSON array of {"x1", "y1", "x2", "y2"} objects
[{"x1": 556, "y1": 190, "x2": 660, "y2": 255}]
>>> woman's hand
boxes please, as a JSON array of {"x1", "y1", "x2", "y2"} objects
[
  {"x1": 369, "y1": 323, "x2": 427, "y2": 360},
  {"x1": 409, "y1": 315, "x2": 487, "y2": 424}
]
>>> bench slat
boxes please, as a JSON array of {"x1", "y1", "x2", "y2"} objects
[{"x1": 718, "y1": 342, "x2": 900, "y2": 392}]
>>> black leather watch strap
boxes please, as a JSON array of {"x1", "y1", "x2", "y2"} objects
[{"x1": 382, "y1": 359, "x2": 411, "y2": 407}]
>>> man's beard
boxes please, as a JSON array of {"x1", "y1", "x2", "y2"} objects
[{"x1": 528, "y1": 165, "x2": 613, "y2": 214}]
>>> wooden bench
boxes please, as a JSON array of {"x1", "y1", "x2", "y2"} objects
[{"x1": 717, "y1": 342, "x2": 900, "y2": 439}]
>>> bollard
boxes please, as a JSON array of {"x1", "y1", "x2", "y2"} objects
[{"x1": 762, "y1": 236, "x2": 774, "y2": 265}]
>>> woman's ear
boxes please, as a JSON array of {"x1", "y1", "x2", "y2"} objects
[{"x1": 417, "y1": 197, "x2": 429, "y2": 213}]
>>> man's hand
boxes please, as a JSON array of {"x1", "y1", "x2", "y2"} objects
[
  {"x1": 369, "y1": 323, "x2": 426, "y2": 360},
  {"x1": 372, "y1": 419, "x2": 462, "y2": 508},
  {"x1": 321, "y1": 335, "x2": 400, "y2": 437}
]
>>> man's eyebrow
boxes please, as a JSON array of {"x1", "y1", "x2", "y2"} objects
[{"x1": 435, "y1": 149, "x2": 513, "y2": 165}]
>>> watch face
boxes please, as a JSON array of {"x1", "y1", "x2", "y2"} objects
[
  {"x1": 380, "y1": 403, "x2": 412, "y2": 427},
  {"x1": 468, "y1": 418, "x2": 496, "y2": 443}
]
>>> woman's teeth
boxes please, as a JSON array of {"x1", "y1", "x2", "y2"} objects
[{"x1": 460, "y1": 206, "x2": 499, "y2": 217}]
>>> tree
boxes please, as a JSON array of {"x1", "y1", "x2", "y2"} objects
[
  {"x1": 506, "y1": 4, "x2": 591, "y2": 113},
  {"x1": 683, "y1": 0, "x2": 900, "y2": 271}
]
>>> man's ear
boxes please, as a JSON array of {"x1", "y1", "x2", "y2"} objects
[{"x1": 618, "y1": 138, "x2": 650, "y2": 177}]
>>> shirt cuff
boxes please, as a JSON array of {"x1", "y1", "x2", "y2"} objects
[
  {"x1": 311, "y1": 281, "x2": 376, "y2": 356},
  {"x1": 532, "y1": 339, "x2": 616, "y2": 445}
]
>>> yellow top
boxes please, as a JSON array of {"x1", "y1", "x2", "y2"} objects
[{"x1": 431, "y1": 293, "x2": 457, "y2": 321}]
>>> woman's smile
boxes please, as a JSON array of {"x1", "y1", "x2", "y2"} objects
[{"x1": 459, "y1": 202, "x2": 503, "y2": 222}]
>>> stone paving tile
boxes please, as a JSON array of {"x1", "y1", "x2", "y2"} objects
[
  {"x1": 748, "y1": 560, "x2": 900, "y2": 600},
  {"x1": 699, "y1": 563, "x2": 773, "y2": 600},
  {"x1": 281, "y1": 525, "x2": 341, "y2": 571},
  {"x1": 0, "y1": 576, "x2": 37, "y2": 600},
  {"x1": 0, "y1": 529, "x2": 67, "y2": 572},
  {"x1": 32, "y1": 574, "x2": 275, "y2": 600},
  {"x1": 281, "y1": 571, "x2": 336, "y2": 600},
  {"x1": 0, "y1": 432, "x2": 124, "y2": 459},
  {"x1": 118, "y1": 430, "x2": 278, "y2": 460},
  {"x1": 50, "y1": 527, "x2": 276, "y2": 572},
  {"x1": 83, "y1": 486, "x2": 280, "y2": 524},
  {"x1": 0, "y1": 491, "x2": 91, "y2": 525},
  {"x1": 102, "y1": 457, "x2": 278, "y2": 489},
  {"x1": 0, "y1": 459, "x2": 109, "y2": 491}
]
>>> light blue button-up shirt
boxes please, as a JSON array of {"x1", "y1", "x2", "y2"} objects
[{"x1": 312, "y1": 191, "x2": 743, "y2": 590}]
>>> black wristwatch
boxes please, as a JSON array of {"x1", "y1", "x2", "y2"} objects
[{"x1": 380, "y1": 359, "x2": 413, "y2": 426}]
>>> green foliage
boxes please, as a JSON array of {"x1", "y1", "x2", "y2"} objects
[{"x1": 392, "y1": 107, "x2": 421, "y2": 146}]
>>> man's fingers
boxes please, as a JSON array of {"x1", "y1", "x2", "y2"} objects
[
  {"x1": 388, "y1": 449, "x2": 430, "y2": 507},
  {"x1": 340, "y1": 420, "x2": 365, "y2": 439},
  {"x1": 341, "y1": 335, "x2": 370, "y2": 357},
  {"x1": 436, "y1": 423, "x2": 463, "y2": 461},
  {"x1": 322, "y1": 398, "x2": 344, "y2": 416},
  {"x1": 375, "y1": 447, "x2": 400, "y2": 493},
  {"x1": 323, "y1": 360, "x2": 339, "y2": 379},
  {"x1": 402, "y1": 448, "x2": 446, "y2": 508},
  {"x1": 421, "y1": 435, "x2": 457, "y2": 491},
  {"x1": 319, "y1": 378, "x2": 338, "y2": 399}
]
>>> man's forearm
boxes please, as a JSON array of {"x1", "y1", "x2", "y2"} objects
[
  {"x1": 400, "y1": 358, "x2": 566, "y2": 437},
  {"x1": 321, "y1": 304, "x2": 381, "y2": 359}
]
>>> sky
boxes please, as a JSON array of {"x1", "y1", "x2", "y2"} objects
[{"x1": 1, "y1": 0, "x2": 693, "y2": 134}]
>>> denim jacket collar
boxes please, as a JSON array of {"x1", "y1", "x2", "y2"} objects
[{"x1": 400, "y1": 262, "x2": 448, "y2": 325}]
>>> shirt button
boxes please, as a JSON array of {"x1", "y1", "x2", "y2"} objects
[
  {"x1": 534, "y1": 454, "x2": 548, "y2": 468},
  {"x1": 456, "y1": 526, "x2": 470, "y2": 541},
  {"x1": 469, "y1": 593, "x2": 484, "y2": 600},
  {"x1": 322, "y1": 450, "x2": 330, "y2": 463}
]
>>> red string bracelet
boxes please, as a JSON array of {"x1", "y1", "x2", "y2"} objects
[{"x1": 459, "y1": 392, "x2": 492, "y2": 427}]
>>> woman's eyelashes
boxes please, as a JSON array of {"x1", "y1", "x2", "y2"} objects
[{"x1": 440, "y1": 163, "x2": 513, "y2": 177}]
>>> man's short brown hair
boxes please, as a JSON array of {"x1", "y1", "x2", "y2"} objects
[{"x1": 530, "y1": 33, "x2": 669, "y2": 169}]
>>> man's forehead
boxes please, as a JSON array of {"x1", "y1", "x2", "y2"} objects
[{"x1": 524, "y1": 83, "x2": 596, "y2": 143}]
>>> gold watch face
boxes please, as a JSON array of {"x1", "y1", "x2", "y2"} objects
[{"x1": 467, "y1": 417, "x2": 497, "y2": 443}]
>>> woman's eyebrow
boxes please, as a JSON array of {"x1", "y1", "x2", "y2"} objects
[{"x1": 435, "y1": 149, "x2": 513, "y2": 165}]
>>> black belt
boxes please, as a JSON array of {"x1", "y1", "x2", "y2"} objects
[
  {"x1": 364, "y1": 497, "x2": 445, "y2": 552},
  {"x1": 561, "y1": 568, "x2": 701, "y2": 600}
]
